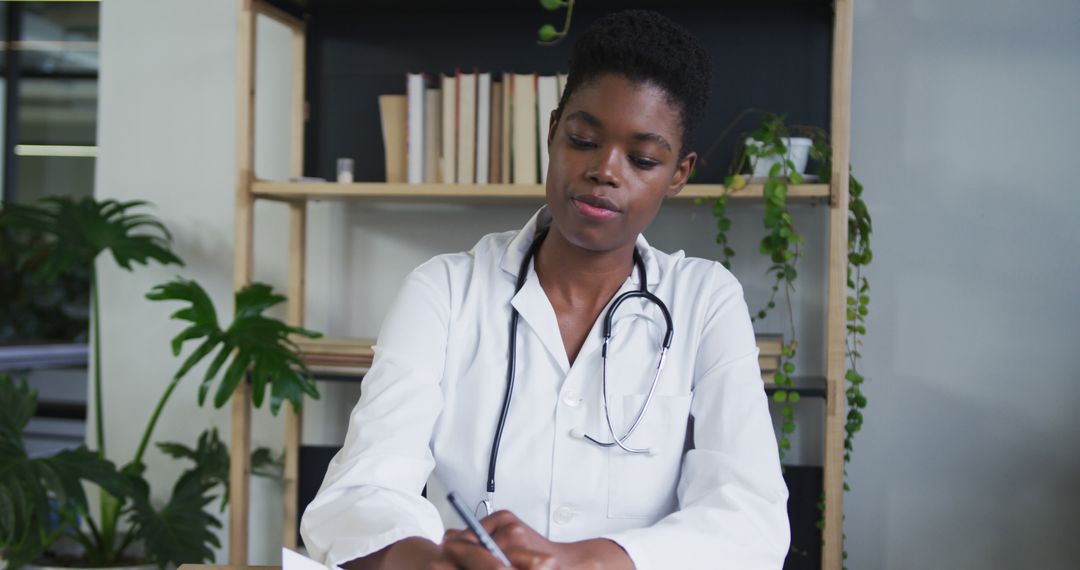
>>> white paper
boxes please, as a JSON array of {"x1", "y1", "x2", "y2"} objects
[{"x1": 283, "y1": 547, "x2": 333, "y2": 570}]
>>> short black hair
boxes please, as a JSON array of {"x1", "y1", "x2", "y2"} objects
[{"x1": 557, "y1": 9, "x2": 712, "y2": 161}]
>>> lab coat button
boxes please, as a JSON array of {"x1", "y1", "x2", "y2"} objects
[
  {"x1": 562, "y1": 392, "x2": 582, "y2": 407},
  {"x1": 553, "y1": 506, "x2": 575, "y2": 524}
]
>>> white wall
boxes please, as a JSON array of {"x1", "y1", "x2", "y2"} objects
[
  {"x1": 96, "y1": 0, "x2": 246, "y2": 562},
  {"x1": 844, "y1": 0, "x2": 1080, "y2": 568},
  {"x1": 95, "y1": 0, "x2": 1079, "y2": 567}
]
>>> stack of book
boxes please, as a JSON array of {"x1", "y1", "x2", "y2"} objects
[
  {"x1": 756, "y1": 333, "x2": 783, "y2": 385},
  {"x1": 379, "y1": 70, "x2": 569, "y2": 185},
  {"x1": 291, "y1": 336, "x2": 375, "y2": 376}
]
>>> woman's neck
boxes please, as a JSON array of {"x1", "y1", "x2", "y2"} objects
[{"x1": 534, "y1": 226, "x2": 636, "y2": 308}]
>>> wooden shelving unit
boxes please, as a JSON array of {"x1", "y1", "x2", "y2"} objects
[
  {"x1": 252, "y1": 180, "x2": 831, "y2": 202},
  {"x1": 230, "y1": 0, "x2": 852, "y2": 567}
]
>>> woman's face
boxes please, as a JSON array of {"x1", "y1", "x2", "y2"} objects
[{"x1": 544, "y1": 73, "x2": 696, "y2": 253}]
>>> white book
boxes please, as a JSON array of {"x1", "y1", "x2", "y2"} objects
[
  {"x1": 456, "y1": 70, "x2": 477, "y2": 184},
  {"x1": 537, "y1": 75, "x2": 559, "y2": 184},
  {"x1": 440, "y1": 73, "x2": 457, "y2": 183},
  {"x1": 475, "y1": 73, "x2": 492, "y2": 184},
  {"x1": 406, "y1": 72, "x2": 425, "y2": 184}
]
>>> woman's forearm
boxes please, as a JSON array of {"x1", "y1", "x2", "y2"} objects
[
  {"x1": 340, "y1": 537, "x2": 442, "y2": 570},
  {"x1": 560, "y1": 538, "x2": 635, "y2": 570}
]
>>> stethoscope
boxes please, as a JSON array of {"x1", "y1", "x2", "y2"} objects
[{"x1": 478, "y1": 226, "x2": 674, "y2": 517}]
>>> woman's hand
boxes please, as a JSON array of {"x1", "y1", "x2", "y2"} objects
[
  {"x1": 444, "y1": 510, "x2": 631, "y2": 570},
  {"x1": 440, "y1": 535, "x2": 559, "y2": 569}
]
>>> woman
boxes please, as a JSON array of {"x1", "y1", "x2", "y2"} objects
[{"x1": 301, "y1": 9, "x2": 790, "y2": 570}]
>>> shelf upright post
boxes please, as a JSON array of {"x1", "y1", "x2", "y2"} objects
[
  {"x1": 282, "y1": 11, "x2": 308, "y2": 551},
  {"x1": 823, "y1": 0, "x2": 854, "y2": 568},
  {"x1": 231, "y1": 0, "x2": 257, "y2": 564}
]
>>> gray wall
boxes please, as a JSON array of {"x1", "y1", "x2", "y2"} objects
[
  {"x1": 94, "y1": 0, "x2": 1080, "y2": 567},
  {"x1": 844, "y1": 0, "x2": 1080, "y2": 568}
]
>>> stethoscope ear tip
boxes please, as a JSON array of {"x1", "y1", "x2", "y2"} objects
[
  {"x1": 646, "y1": 447, "x2": 660, "y2": 457},
  {"x1": 569, "y1": 428, "x2": 586, "y2": 440}
]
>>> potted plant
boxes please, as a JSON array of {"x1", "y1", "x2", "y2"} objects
[
  {"x1": 695, "y1": 111, "x2": 873, "y2": 470},
  {"x1": 0, "y1": 197, "x2": 319, "y2": 569}
]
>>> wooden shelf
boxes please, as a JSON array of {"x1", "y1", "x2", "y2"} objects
[
  {"x1": 251, "y1": 180, "x2": 830, "y2": 203},
  {"x1": 293, "y1": 336, "x2": 374, "y2": 377}
]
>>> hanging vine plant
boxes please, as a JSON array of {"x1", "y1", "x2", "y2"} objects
[
  {"x1": 537, "y1": 0, "x2": 576, "y2": 45},
  {"x1": 704, "y1": 112, "x2": 808, "y2": 459},
  {"x1": 704, "y1": 111, "x2": 872, "y2": 474}
]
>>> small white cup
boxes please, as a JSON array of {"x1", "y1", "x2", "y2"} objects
[{"x1": 336, "y1": 158, "x2": 354, "y2": 183}]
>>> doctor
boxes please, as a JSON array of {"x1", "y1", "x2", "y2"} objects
[{"x1": 301, "y1": 9, "x2": 790, "y2": 570}]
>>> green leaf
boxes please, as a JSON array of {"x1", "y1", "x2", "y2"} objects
[
  {"x1": 789, "y1": 392, "x2": 802, "y2": 403},
  {"x1": 539, "y1": 0, "x2": 564, "y2": 10},
  {"x1": 148, "y1": 278, "x2": 322, "y2": 415},
  {"x1": 783, "y1": 362, "x2": 795, "y2": 374},
  {"x1": 251, "y1": 447, "x2": 285, "y2": 480},
  {"x1": 1, "y1": 197, "x2": 182, "y2": 283},
  {"x1": 772, "y1": 390, "x2": 787, "y2": 403},
  {"x1": 538, "y1": 24, "x2": 558, "y2": 42},
  {"x1": 0, "y1": 375, "x2": 36, "y2": 443},
  {"x1": 158, "y1": 428, "x2": 230, "y2": 511},
  {"x1": 782, "y1": 421, "x2": 795, "y2": 434},
  {"x1": 130, "y1": 471, "x2": 222, "y2": 569},
  {"x1": 0, "y1": 374, "x2": 133, "y2": 567}
]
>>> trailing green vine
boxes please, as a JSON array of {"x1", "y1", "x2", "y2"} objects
[
  {"x1": 844, "y1": 173, "x2": 871, "y2": 472},
  {"x1": 537, "y1": 0, "x2": 576, "y2": 44},
  {"x1": 715, "y1": 112, "x2": 806, "y2": 459}
]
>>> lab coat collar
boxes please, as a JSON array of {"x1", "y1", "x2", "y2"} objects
[{"x1": 498, "y1": 206, "x2": 661, "y2": 287}]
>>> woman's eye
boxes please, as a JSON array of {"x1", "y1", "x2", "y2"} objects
[
  {"x1": 632, "y1": 157, "x2": 659, "y2": 170},
  {"x1": 568, "y1": 135, "x2": 596, "y2": 148}
]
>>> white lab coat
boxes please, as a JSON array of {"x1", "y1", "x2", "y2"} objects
[{"x1": 300, "y1": 207, "x2": 790, "y2": 569}]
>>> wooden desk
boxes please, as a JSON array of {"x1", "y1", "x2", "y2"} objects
[{"x1": 178, "y1": 566, "x2": 279, "y2": 570}]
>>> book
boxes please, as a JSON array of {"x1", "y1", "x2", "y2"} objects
[
  {"x1": 377, "y1": 94, "x2": 407, "y2": 183},
  {"x1": 476, "y1": 72, "x2": 491, "y2": 184},
  {"x1": 759, "y1": 354, "x2": 781, "y2": 372},
  {"x1": 423, "y1": 87, "x2": 441, "y2": 183},
  {"x1": 537, "y1": 75, "x2": 559, "y2": 184},
  {"x1": 456, "y1": 69, "x2": 477, "y2": 184},
  {"x1": 500, "y1": 72, "x2": 512, "y2": 183},
  {"x1": 440, "y1": 73, "x2": 457, "y2": 183},
  {"x1": 489, "y1": 80, "x2": 503, "y2": 184},
  {"x1": 511, "y1": 73, "x2": 538, "y2": 184},
  {"x1": 756, "y1": 333, "x2": 784, "y2": 356},
  {"x1": 762, "y1": 371, "x2": 776, "y2": 385},
  {"x1": 406, "y1": 73, "x2": 425, "y2": 184}
]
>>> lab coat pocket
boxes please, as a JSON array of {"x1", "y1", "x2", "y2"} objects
[{"x1": 607, "y1": 393, "x2": 692, "y2": 519}]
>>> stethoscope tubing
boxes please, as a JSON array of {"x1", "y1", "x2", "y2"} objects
[{"x1": 483, "y1": 227, "x2": 673, "y2": 514}]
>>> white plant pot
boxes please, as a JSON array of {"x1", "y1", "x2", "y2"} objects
[{"x1": 746, "y1": 136, "x2": 813, "y2": 177}]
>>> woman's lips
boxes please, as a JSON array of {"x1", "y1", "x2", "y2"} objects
[{"x1": 572, "y1": 197, "x2": 620, "y2": 221}]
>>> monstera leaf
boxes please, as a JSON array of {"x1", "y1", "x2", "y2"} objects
[
  {"x1": 0, "y1": 197, "x2": 183, "y2": 281},
  {"x1": 127, "y1": 470, "x2": 221, "y2": 569},
  {"x1": 156, "y1": 428, "x2": 229, "y2": 511},
  {"x1": 146, "y1": 278, "x2": 321, "y2": 414},
  {"x1": 0, "y1": 375, "x2": 131, "y2": 569}
]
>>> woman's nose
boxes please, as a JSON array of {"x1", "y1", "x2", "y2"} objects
[{"x1": 587, "y1": 147, "x2": 622, "y2": 187}]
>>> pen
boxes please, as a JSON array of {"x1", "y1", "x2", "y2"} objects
[{"x1": 446, "y1": 491, "x2": 513, "y2": 567}]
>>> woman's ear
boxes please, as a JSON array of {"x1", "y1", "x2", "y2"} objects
[
  {"x1": 666, "y1": 151, "x2": 697, "y2": 198},
  {"x1": 547, "y1": 109, "x2": 560, "y2": 147}
]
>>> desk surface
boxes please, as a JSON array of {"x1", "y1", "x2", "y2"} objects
[{"x1": 178, "y1": 566, "x2": 280, "y2": 570}]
